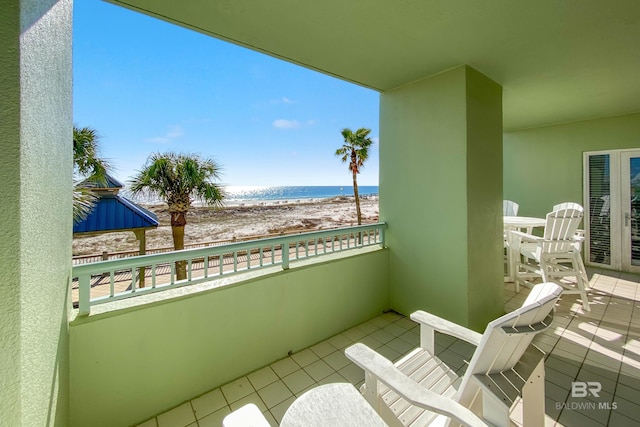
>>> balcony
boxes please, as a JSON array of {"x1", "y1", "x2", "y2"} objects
[
  {"x1": 138, "y1": 269, "x2": 640, "y2": 427},
  {"x1": 69, "y1": 229, "x2": 640, "y2": 427}
]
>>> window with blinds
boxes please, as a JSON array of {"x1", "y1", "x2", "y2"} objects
[{"x1": 587, "y1": 154, "x2": 611, "y2": 265}]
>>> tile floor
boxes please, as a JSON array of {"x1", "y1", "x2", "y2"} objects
[{"x1": 138, "y1": 268, "x2": 640, "y2": 427}]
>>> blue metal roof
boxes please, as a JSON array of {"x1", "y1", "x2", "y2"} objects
[{"x1": 73, "y1": 194, "x2": 159, "y2": 234}]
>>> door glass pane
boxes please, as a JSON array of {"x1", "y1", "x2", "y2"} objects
[
  {"x1": 588, "y1": 155, "x2": 610, "y2": 264},
  {"x1": 630, "y1": 157, "x2": 640, "y2": 265}
]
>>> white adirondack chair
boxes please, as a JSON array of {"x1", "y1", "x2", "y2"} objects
[
  {"x1": 346, "y1": 282, "x2": 563, "y2": 427},
  {"x1": 552, "y1": 202, "x2": 582, "y2": 211},
  {"x1": 503, "y1": 200, "x2": 519, "y2": 216},
  {"x1": 552, "y1": 202, "x2": 585, "y2": 244},
  {"x1": 511, "y1": 206, "x2": 590, "y2": 311}
]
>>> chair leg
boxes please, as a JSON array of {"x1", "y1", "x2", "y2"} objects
[
  {"x1": 573, "y1": 252, "x2": 591, "y2": 311},
  {"x1": 522, "y1": 355, "x2": 545, "y2": 427}
]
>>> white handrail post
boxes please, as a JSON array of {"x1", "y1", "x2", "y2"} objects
[
  {"x1": 282, "y1": 242, "x2": 290, "y2": 270},
  {"x1": 78, "y1": 273, "x2": 91, "y2": 316}
]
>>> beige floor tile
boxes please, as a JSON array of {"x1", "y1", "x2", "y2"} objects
[
  {"x1": 323, "y1": 350, "x2": 351, "y2": 371},
  {"x1": 368, "y1": 316, "x2": 392, "y2": 328},
  {"x1": 191, "y1": 388, "x2": 227, "y2": 420},
  {"x1": 386, "y1": 336, "x2": 415, "y2": 355},
  {"x1": 327, "y1": 333, "x2": 353, "y2": 350},
  {"x1": 197, "y1": 406, "x2": 231, "y2": 427},
  {"x1": 247, "y1": 366, "x2": 279, "y2": 390},
  {"x1": 157, "y1": 402, "x2": 196, "y2": 427},
  {"x1": 229, "y1": 392, "x2": 268, "y2": 413},
  {"x1": 270, "y1": 357, "x2": 301, "y2": 378},
  {"x1": 221, "y1": 376, "x2": 255, "y2": 404},
  {"x1": 338, "y1": 362, "x2": 365, "y2": 385},
  {"x1": 290, "y1": 348, "x2": 319, "y2": 367},
  {"x1": 317, "y1": 371, "x2": 347, "y2": 386},
  {"x1": 303, "y1": 359, "x2": 334, "y2": 382},
  {"x1": 397, "y1": 330, "x2": 419, "y2": 346},
  {"x1": 269, "y1": 396, "x2": 296, "y2": 423},
  {"x1": 615, "y1": 382, "x2": 640, "y2": 403},
  {"x1": 369, "y1": 328, "x2": 394, "y2": 344},
  {"x1": 394, "y1": 317, "x2": 418, "y2": 330},
  {"x1": 262, "y1": 410, "x2": 278, "y2": 427},
  {"x1": 611, "y1": 395, "x2": 640, "y2": 422},
  {"x1": 309, "y1": 340, "x2": 336, "y2": 358},
  {"x1": 356, "y1": 321, "x2": 379, "y2": 335},
  {"x1": 281, "y1": 369, "x2": 315, "y2": 394},
  {"x1": 382, "y1": 322, "x2": 407, "y2": 337},
  {"x1": 357, "y1": 334, "x2": 384, "y2": 350},
  {"x1": 376, "y1": 344, "x2": 402, "y2": 363},
  {"x1": 342, "y1": 326, "x2": 367, "y2": 342},
  {"x1": 257, "y1": 380, "x2": 293, "y2": 409}
]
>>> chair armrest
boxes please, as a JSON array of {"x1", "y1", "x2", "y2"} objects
[
  {"x1": 345, "y1": 343, "x2": 490, "y2": 427},
  {"x1": 508, "y1": 230, "x2": 543, "y2": 242},
  {"x1": 411, "y1": 310, "x2": 482, "y2": 347}
]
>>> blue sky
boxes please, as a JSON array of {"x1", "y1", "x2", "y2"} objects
[{"x1": 73, "y1": 1, "x2": 380, "y2": 187}]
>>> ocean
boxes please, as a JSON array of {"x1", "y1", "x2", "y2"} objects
[{"x1": 124, "y1": 185, "x2": 379, "y2": 206}]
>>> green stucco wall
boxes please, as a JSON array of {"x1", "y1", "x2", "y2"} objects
[
  {"x1": 504, "y1": 112, "x2": 640, "y2": 218},
  {"x1": 0, "y1": 1, "x2": 72, "y2": 426},
  {"x1": 380, "y1": 66, "x2": 503, "y2": 331},
  {"x1": 69, "y1": 249, "x2": 389, "y2": 427}
]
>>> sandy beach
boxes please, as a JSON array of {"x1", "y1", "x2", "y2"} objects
[{"x1": 72, "y1": 196, "x2": 379, "y2": 256}]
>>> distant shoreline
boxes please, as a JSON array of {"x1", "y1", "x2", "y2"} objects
[{"x1": 122, "y1": 185, "x2": 379, "y2": 207}]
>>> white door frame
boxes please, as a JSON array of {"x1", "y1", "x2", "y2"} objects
[{"x1": 584, "y1": 148, "x2": 640, "y2": 272}]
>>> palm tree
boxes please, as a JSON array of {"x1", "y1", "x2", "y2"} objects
[
  {"x1": 129, "y1": 152, "x2": 225, "y2": 280},
  {"x1": 335, "y1": 127, "x2": 374, "y2": 225},
  {"x1": 73, "y1": 126, "x2": 111, "y2": 222}
]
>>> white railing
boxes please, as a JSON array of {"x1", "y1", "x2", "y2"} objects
[{"x1": 72, "y1": 223, "x2": 386, "y2": 315}]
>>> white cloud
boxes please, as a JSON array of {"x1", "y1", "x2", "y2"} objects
[
  {"x1": 273, "y1": 119, "x2": 301, "y2": 129},
  {"x1": 270, "y1": 97, "x2": 295, "y2": 105},
  {"x1": 145, "y1": 125, "x2": 184, "y2": 143},
  {"x1": 272, "y1": 119, "x2": 318, "y2": 130}
]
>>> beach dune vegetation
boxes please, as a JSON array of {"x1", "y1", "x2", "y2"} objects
[
  {"x1": 129, "y1": 152, "x2": 225, "y2": 280},
  {"x1": 335, "y1": 127, "x2": 374, "y2": 225}
]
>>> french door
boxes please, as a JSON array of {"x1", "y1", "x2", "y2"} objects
[{"x1": 585, "y1": 149, "x2": 640, "y2": 272}]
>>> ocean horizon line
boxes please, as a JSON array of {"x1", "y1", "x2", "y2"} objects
[{"x1": 123, "y1": 185, "x2": 379, "y2": 206}]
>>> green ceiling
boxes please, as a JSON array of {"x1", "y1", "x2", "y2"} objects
[{"x1": 108, "y1": 0, "x2": 640, "y2": 131}]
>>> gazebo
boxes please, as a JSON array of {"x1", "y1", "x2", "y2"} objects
[{"x1": 73, "y1": 174, "x2": 159, "y2": 287}]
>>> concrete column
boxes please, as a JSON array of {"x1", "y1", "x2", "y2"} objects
[
  {"x1": 0, "y1": 0, "x2": 72, "y2": 425},
  {"x1": 380, "y1": 65, "x2": 504, "y2": 331}
]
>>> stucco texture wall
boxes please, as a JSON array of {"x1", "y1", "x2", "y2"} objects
[
  {"x1": 0, "y1": 1, "x2": 72, "y2": 426},
  {"x1": 504, "y1": 113, "x2": 640, "y2": 218},
  {"x1": 380, "y1": 66, "x2": 503, "y2": 331},
  {"x1": 69, "y1": 249, "x2": 389, "y2": 427}
]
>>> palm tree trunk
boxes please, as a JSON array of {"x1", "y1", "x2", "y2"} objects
[
  {"x1": 352, "y1": 170, "x2": 362, "y2": 225},
  {"x1": 171, "y1": 211, "x2": 187, "y2": 280}
]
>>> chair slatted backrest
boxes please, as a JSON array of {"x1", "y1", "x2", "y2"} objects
[
  {"x1": 541, "y1": 207, "x2": 583, "y2": 254},
  {"x1": 503, "y1": 200, "x2": 519, "y2": 216},
  {"x1": 552, "y1": 202, "x2": 583, "y2": 212},
  {"x1": 455, "y1": 282, "x2": 563, "y2": 407}
]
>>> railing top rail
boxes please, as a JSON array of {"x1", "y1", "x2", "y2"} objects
[{"x1": 72, "y1": 222, "x2": 386, "y2": 276}]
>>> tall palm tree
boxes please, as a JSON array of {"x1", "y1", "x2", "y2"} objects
[
  {"x1": 129, "y1": 152, "x2": 225, "y2": 280},
  {"x1": 73, "y1": 126, "x2": 111, "y2": 222},
  {"x1": 335, "y1": 127, "x2": 374, "y2": 225}
]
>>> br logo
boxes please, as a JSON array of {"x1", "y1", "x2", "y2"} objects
[{"x1": 571, "y1": 381, "x2": 601, "y2": 398}]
